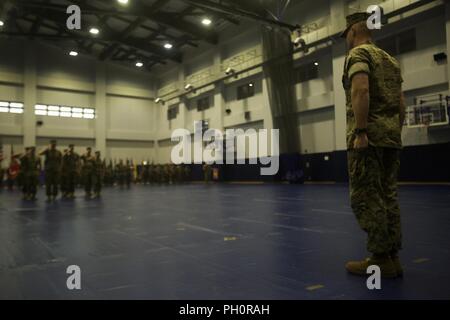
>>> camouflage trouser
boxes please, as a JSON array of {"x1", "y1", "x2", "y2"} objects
[
  {"x1": 204, "y1": 170, "x2": 211, "y2": 183},
  {"x1": 84, "y1": 171, "x2": 94, "y2": 194},
  {"x1": 117, "y1": 173, "x2": 125, "y2": 186},
  {"x1": 45, "y1": 170, "x2": 60, "y2": 197},
  {"x1": 0, "y1": 169, "x2": 4, "y2": 189},
  {"x1": 348, "y1": 146, "x2": 402, "y2": 255},
  {"x1": 24, "y1": 174, "x2": 39, "y2": 197},
  {"x1": 62, "y1": 171, "x2": 77, "y2": 194},
  {"x1": 93, "y1": 174, "x2": 102, "y2": 194}
]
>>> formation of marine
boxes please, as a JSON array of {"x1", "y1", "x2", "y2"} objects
[{"x1": 1, "y1": 140, "x2": 194, "y2": 201}]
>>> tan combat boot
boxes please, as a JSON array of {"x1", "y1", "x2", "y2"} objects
[{"x1": 346, "y1": 254, "x2": 398, "y2": 278}]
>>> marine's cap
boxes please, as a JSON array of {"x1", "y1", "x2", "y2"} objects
[
  {"x1": 340, "y1": 12, "x2": 371, "y2": 38},
  {"x1": 69, "y1": 144, "x2": 74, "y2": 148},
  {"x1": 50, "y1": 139, "x2": 57, "y2": 144}
]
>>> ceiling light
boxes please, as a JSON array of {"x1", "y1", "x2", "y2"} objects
[
  {"x1": 117, "y1": 0, "x2": 129, "y2": 4},
  {"x1": 314, "y1": 62, "x2": 319, "y2": 66},
  {"x1": 202, "y1": 18, "x2": 212, "y2": 26},
  {"x1": 155, "y1": 98, "x2": 165, "y2": 105},
  {"x1": 0, "y1": 20, "x2": 4, "y2": 27},
  {"x1": 69, "y1": 51, "x2": 78, "y2": 57},
  {"x1": 184, "y1": 84, "x2": 193, "y2": 91},
  {"x1": 136, "y1": 62, "x2": 144, "y2": 68},
  {"x1": 225, "y1": 67, "x2": 235, "y2": 75},
  {"x1": 249, "y1": 83, "x2": 254, "y2": 87},
  {"x1": 89, "y1": 27, "x2": 100, "y2": 35},
  {"x1": 164, "y1": 43, "x2": 173, "y2": 49}
]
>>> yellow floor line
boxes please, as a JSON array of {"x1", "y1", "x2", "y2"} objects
[{"x1": 306, "y1": 284, "x2": 325, "y2": 291}]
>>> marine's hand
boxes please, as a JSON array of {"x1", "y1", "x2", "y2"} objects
[{"x1": 353, "y1": 133, "x2": 369, "y2": 149}]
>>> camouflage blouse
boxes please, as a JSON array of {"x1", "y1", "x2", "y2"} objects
[{"x1": 343, "y1": 42, "x2": 403, "y2": 150}]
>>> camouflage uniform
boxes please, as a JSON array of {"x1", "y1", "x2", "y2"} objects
[
  {"x1": 125, "y1": 161, "x2": 132, "y2": 188},
  {"x1": 0, "y1": 156, "x2": 4, "y2": 190},
  {"x1": 81, "y1": 152, "x2": 95, "y2": 196},
  {"x1": 168, "y1": 164, "x2": 176, "y2": 184},
  {"x1": 142, "y1": 163, "x2": 150, "y2": 184},
  {"x1": 343, "y1": 42, "x2": 403, "y2": 255},
  {"x1": 176, "y1": 165, "x2": 183, "y2": 183},
  {"x1": 155, "y1": 165, "x2": 162, "y2": 183},
  {"x1": 62, "y1": 149, "x2": 79, "y2": 197},
  {"x1": 116, "y1": 161, "x2": 126, "y2": 187},
  {"x1": 93, "y1": 153, "x2": 104, "y2": 197},
  {"x1": 42, "y1": 148, "x2": 63, "y2": 199},
  {"x1": 203, "y1": 164, "x2": 212, "y2": 183},
  {"x1": 184, "y1": 165, "x2": 191, "y2": 183},
  {"x1": 21, "y1": 151, "x2": 41, "y2": 200},
  {"x1": 0, "y1": 167, "x2": 4, "y2": 190},
  {"x1": 148, "y1": 164, "x2": 155, "y2": 183},
  {"x1": 104, "y1": 162, "x2": 114, "y2": 187}
]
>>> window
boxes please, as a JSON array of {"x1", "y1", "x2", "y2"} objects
[
  {"x1": 34, "y1": 104, "x2": 95, "y2": 119},
  {"x1": 0, "y1": 101, "x2": 24, "y2": 114},
  {"x1": 377, "y1": 29, "x2": 416, "y2": 56},
  {"x1": 197, "y1": 96, "x2": 210, "y2": 111},
  {"x1": 237, "y1": 83, "x2": 255, "y2": 100},
  {"x1": 294, "y1": 62, "x2": 318, "y2": 84},
  {"x1": 167, "y1": 105, "x2": 179, "y2": 120}
]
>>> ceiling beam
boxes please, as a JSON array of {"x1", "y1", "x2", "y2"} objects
[
  {"x1": 6, "y1": 13, "x2": 166, "y2": 70},
  {"x1": 113, "y1": 15, "x2": 198, "y2": 48},
  {"x1": 14, "y1": 0, "x2": 218, "y2": 44},
  {"x1": 18, "y1": 7, "x2": 183, "y2": 63},
  {"x1": 182, "y1": 0, "x2": 298, "y2": 31},
  {"x1": 185, "y1": 4, "x2": 240, "y2": 25},
  {"x1": 1, "y1": 29, "x2": 164, "y2": 65},
  {"x1": 99, "y1": 0, "x2": 168, "y2": 61}
]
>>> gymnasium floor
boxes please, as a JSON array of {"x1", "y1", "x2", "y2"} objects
[{"x1": 0, "y1": 183, "x2": 449, "y2": 300}]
